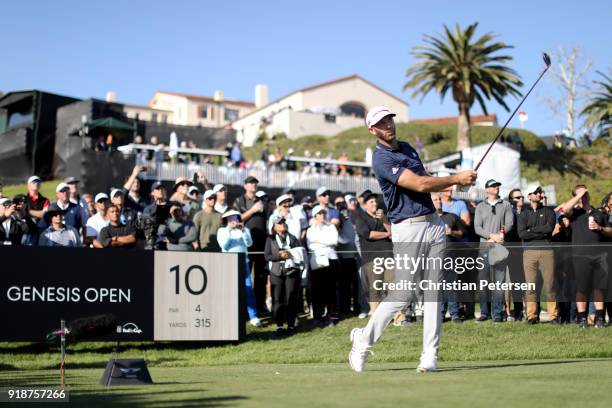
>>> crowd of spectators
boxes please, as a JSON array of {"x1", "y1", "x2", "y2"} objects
[{"x1": 1, "y1": 167, "x2": 611, "y2": 334}]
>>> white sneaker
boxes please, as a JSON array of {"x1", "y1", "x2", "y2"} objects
[
  {"x1": 358, "y1": 313, "x2": 368, "y2": 319},
  {"x1": 348, "y1": 328, "x2": 373, "y2": 372},
  {"x1": 416, "y1": 354, "x2": 438, "y2": 373},
  {"x1": 249, "y1": 317, "x2": 262, "y2": 327}
]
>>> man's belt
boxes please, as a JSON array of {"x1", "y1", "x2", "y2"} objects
[{"x1": 397, "y1": 213, "x2": 435, "y2": 224}]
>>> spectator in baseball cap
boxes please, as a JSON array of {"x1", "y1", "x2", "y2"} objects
[
  {"x1": 265, "y1": 213, "x2": 306, "y2": 336},
  {"x1": 0, "y1": 199, "x2": 23, "y2": 246},
  {"x1": 188, "y1": 185, "x2": 200, "y2": 203},
  {"x1": 315, "y1": 187, "x2": 340, "y2": 225},
  {"x1": 85, "y1": 193, "x2": 110, "y2": 244},
  {"x1": 158, "y1": 201, "x2": 198, "y2": 251},
  {"x1": 217, "y1": 209, "x2": 262, "y2": 327},
  {"x1": 193, "y1": 190, "x2": 222, "y2": 251},
  {"x1": 38, "y1": 203, "x2": 81, "y2": 247},
  {"x1": 307, "y1": 204, "x2": 340, "y2": 326},
  {"x1": 212, "y1": 184, "x2": 228, "y2": 214},
  {"x1": 170, "y1": 178, "x2": 200, "y2": 220},
  {"x1": 356, "y1": 189, "x2": 372, "y2": 213},
  {"x1": 25, "y1": 175, "x2": 49, "y2": 223},
  {"x1": 233, "y1": 174, "x2": 269, "y2": 315},
  {"x1": 39, "y1": 182, "x2": 84, "y2": 236}
]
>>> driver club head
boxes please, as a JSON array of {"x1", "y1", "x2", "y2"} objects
[{"x1": 542, "y1": 52, "x2": 551, "y2": 68}]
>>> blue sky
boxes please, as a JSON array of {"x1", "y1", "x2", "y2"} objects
[{"x1": 1, "y1": 0, "x2": 609, "y2": 136}]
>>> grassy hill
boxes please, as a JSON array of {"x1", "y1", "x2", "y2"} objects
[{"x1": 244, "y1": 123, "x2": 612, "y2": 204}]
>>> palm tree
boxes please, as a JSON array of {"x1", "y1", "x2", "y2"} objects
[
  {"x1": 581, "y1": 71, "x2": 611, "y2": 139},
  {"x1": 404, "y1": 23, "x2": 523, "y2": 151}
]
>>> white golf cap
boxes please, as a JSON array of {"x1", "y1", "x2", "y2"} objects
[
  {"x1": 188, "y1": 185, "x2": 199, "y2": 194},
  {"x1": 269, "y1": 213, "x2": 285, "y2": 225},
  {"x1": 94, "y1": 193, "x2": 109, "y2": 202},
  {"x1": 110, "y1": 188, "x2": 124, "y2": 198},
  {"x1": 221, "y1": 209, "x2": 241, "y2": 219},
  {"x1": 255, "y1": 190, "x2": 267, "y2": 198},
  {"x1": 212, "y1": 183, "x2": 225, "y2": 193},
  {"x1": 311, "y1": 205, "x2": 327, "y2": 216},
  {"x1": 316, "y1": 186, "x2": 330, "y2": 197},
  {"x1": 366, "y1": 106, "x2": 396, "y2": 128},
  {"x1": 344, "y1": 194, "x2": 356, "y2": 203},
  {"x1": 0, "y1": 198, "x2": 10, "y2": 206},
  {"x1": 276, "y1": 194, "x2": 293, "y2": 207},
  {"x1": 28, "y1": 175, "x2": 41, "y2": 184},
  {"x1": 55, "y1": 182, "x2": 70, "y2": 193},
  {"x1": 203, "y1": 190, "x2": 216, "y2": 200}
]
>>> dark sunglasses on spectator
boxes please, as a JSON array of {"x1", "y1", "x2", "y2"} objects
[
  {"x1": 320, "y1": 192, "x2": 329, "y2": 197},
  {"x1": 206, "y1": 196, "x2": 216, "y2": 201},
  {"x1": 512, "y1": 196, "x2": 523, "y2": 200},
  {"x1": 281, "y1": 204, "x2": 290, "y2": 208}
]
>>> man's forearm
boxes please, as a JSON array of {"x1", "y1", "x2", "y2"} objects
[
  {"x1": 398, "y1": 174, "x2": 459, "y2": 193},
  {"x1": 561, "y1": 195, "x2": 581, "y2": 215}
]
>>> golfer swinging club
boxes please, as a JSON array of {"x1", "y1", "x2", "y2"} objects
[{"x1": 348, "y1": 106, "x2": 477, "y2": 373}]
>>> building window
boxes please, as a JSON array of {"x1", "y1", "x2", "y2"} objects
[
  {"x1": 224, "y1": 108, "x2": 239, "y2": 122},
  {"x1": 340, "y1": 102, "x2": 366, "y2": 118},
  {"x1": 151, "y1": 112, "x2": 158, "y2": 122},
  {"x1": 324, "y1": 113, "x2": 336, "y2": 123},
  {"x1": 199, "y1": 105, "x2": 208, "y2": 119},
  {"x1": 161, "y1": 114, "x2": 168, "y2": 123}
]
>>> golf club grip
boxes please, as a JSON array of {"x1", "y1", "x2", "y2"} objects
[{"x1": 473, "y1": 66, "x2": 550, "y2": 172}]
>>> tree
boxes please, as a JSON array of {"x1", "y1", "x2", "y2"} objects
[
  {"x1": 581, "y1": 70, "x2": 612, "y2": 140},
  {"x1": 404, "y1": 23, "x2": 523, "y2": 151},
  {"x1": 543, "y1": 47, "x2": 592, "y2": 140}
]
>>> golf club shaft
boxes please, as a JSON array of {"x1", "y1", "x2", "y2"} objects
[{"x1": 474, "y1": 65, "x2": 550, "y2": 171}]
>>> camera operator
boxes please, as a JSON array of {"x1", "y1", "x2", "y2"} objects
[
  {"x1": 11, "y1": 194, "x2": 39, "y2": 245},
  {"x1": 158, "y1": 201, "x2": 198, "y2": 251},
  {"x1": 1, "y1": 199, "x2": 31, "y2": 246}
]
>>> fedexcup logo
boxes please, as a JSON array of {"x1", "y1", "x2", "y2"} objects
[
  {"x1": 116, "y1": 322, "x2": 143, "y2": 334},
  {"x1": 392, "y1": 167, "x2": 399, "y2": 174}
]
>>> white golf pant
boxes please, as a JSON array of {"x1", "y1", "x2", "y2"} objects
[{"x1": 360, "y1": 214, "x2": 446, "y2": 360}]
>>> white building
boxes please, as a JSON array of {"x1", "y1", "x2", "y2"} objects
[
  {"x1": 148, "y1": 90, "x2": 256, "y2": 128},
  {"x1": 231, "y1": 74, "x2": 409, "y2": 146}
]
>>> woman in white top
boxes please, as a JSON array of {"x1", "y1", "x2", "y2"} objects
[
  {"x1": 217, "y1": 210, "x2": 261, "y2": 327},
  {"x1": 306, "y1": 205, "x2": 339, "y2": 326}
]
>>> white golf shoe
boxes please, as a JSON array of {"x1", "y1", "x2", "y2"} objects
[
  {"x1": 348, "y1": 328, "x2": 373, "y2": 372},
  {"x1": 416, "y1": 353, "x2": 438, "y2": 373}
]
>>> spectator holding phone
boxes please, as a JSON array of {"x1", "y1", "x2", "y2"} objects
[
  {"x1": 217, "y1": 210, "x2": 262, "y2": 327},
  {"x1": 158, "y1": 201, "x2": 198, "y2": 251}
]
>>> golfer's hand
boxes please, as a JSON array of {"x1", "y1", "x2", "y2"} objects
[{"x1": 456, "y1": 170, "x2": 477, "y2": 186}]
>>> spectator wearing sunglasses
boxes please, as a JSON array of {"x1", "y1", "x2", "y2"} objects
[
  {"x1": 267, "y1": 194, "x2": 304, "y2": 241},
  {"x1": 193, "y1": 190, "x2": 222, "y2": 252},
  {"x1": 474, "y1": 179, "x2": 514, "y2": 322},
  {"x1": 314, "y1": 187, "x2": 340, "y2": 226},
  {"x1": 504, "y1": 188, "x2": 526, "y2": 321}
]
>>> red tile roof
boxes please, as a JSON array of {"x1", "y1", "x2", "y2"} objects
[
  {"x1": 231, "y1": 74, "x2": 408, "y2": 124},
  {"x1": 154, "y1": 91, "x2": 255, "y2": 108}
]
